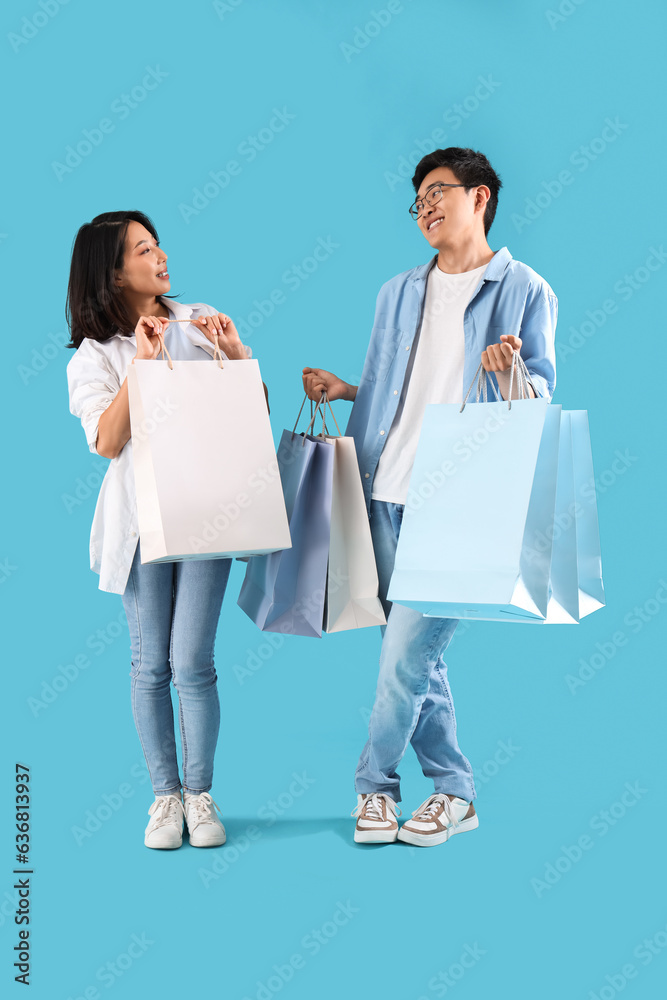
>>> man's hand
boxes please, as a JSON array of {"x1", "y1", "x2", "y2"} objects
[
  {"x1": 302, "y1": 367, "x2": 356, "y2": 403},
  {"x1": 481, "y1": 334, "x2": 535, "y2": 399},
  {"x1": 481, "y1": 333, "x2": 522, "y2": 373}
]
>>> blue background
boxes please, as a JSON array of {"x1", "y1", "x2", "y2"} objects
[{"x1": 3, "y1": 0, "x2": 667, "y2": 997}]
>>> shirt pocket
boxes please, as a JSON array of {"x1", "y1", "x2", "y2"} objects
[{"x1": 361, "y1": 326, "x2": 403, "y2": 382}]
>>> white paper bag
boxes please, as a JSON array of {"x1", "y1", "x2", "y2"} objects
[
  {"x1": 127, "y1": 357, "x2": 291, "y2": 563},
  {"x1": 323, "y1": 435, "x2": 386, "y2": 633}
]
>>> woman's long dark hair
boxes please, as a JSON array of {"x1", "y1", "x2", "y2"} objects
[{"x1": 66, "y1": 210, "x2": 178, "y2": 349}]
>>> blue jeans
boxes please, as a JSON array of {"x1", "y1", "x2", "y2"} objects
[
  {"x1": 121, "y1": 544, "x2": 232, "y2": 796},
  {"x1": 355, "y1": 500, "x2": 476, "y2": 803}
]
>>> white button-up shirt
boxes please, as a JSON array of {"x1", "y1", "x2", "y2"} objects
[{"x1": 66, "y1": 299, "x2": 252, "y2": 595}]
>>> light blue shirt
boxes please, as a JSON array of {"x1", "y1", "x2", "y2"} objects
[{"x1": 345, "y1": 246, "x2": 558, "y2": 514}]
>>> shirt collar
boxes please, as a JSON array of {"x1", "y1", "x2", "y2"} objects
[
  {"x1": 115, "y1": 298, "x2": 203, "y2": 341},
  {"x1": 410, "y1": 246, "x2": 513, "y2": 284}
]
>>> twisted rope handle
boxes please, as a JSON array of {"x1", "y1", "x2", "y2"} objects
[{"x1": 461, "y1": 351, "x2": 538, "y2": 412}]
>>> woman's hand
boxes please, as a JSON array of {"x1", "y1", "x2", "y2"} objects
[
  {"x1": 133, "y1": 315, "x2": 167, "y2": 361},
  {"x1": 192, "y1": 312, "x2": 247, "y2": 360},
  {"x1": 302, "y1": 367, "x2": 356, "y2": 403}
]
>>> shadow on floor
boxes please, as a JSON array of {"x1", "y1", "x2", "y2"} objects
[{"x1": 190, "y1": 817, "x2": 406, "y2": 851}]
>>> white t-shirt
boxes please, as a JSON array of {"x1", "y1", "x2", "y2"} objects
[{"x1": 371, "y1": 259, "x2": 490, "y2": 504}]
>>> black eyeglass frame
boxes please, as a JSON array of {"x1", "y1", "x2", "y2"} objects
[{"x1": 409, "y1": 183, "x2": 470, "y2": 220}]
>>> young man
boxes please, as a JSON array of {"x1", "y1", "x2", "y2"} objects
[{"x1": 302, "y1": 147, "x2": 557, "y2": 847}]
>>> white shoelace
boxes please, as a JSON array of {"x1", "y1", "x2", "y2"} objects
[
  {"x1": 351, "y1": 792, "x2": 401, "y2": 821},
  {"x1": 185, "y1": 792, "x2": 223, "y2": 829},
  {"x1": 410, "y1": 793, "x2": 459, "y2": 826},
  {"x1": 148, "y1": 794, "x2": 185, "y2": 828}
]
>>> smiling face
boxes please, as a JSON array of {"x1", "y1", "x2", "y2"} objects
[
  {"x1": 114, "y1": 221, "x2": 170, "y2": 298},
  {"x1": 415, "y1": 167, "x2": 489, "y2": 248}
]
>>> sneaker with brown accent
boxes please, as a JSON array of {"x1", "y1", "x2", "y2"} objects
[
  {"x1": 352, "y1": 792, "x2": 401, "y2": 843},
  {"x1": 397, "y1": 793, "x2": 478, "y2": 847}
]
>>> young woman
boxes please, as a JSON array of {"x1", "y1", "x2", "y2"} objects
[{"x1": 66, "y1": 211, "x2": 263, "y2": 850}]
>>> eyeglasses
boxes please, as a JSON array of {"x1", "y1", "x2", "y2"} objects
[{"x1": 409, "y1": 183, "x2": 468, "y2": 220}]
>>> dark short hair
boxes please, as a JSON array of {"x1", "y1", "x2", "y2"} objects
[
  {"x1": 65, "y1": 210, "x2": 177, "y2": 348},
  {"x1": 411, "y1": 147, "x2": 503, "y2": 236}
]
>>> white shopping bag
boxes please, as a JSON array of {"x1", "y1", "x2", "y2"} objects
[
  {"x1": 127, "y1": 352, "x2": 291, "y2": 563},
  {"x1": 323, "y1": 434, "x2": 386, "y2": 633}
]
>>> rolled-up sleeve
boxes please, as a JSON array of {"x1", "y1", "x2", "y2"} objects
[
  {"x1": 66, "y1": 341, "x2": 121, "y2": 455},
  {"x1": 519, "y1": 284, "x2": 558, "y2": 400}
]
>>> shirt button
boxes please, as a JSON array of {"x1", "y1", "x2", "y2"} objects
[
  {"x1": 364, "y1": 473, "x2": 370, "y2": 478},
  {"x1": 130, "y1": 531, "x2": 137, "y2": 537},
  {"x1": 405, "y1": 345, "x2": 410, "y2": 350},
  {"x1": 380, "y1": 430, "x2": 385, "y2": 435},
  {"x1": 393, "y1": 390, "x2": 398, "y2": 395}
]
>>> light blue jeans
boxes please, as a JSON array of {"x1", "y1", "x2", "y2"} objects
[
  {"x1": 121, "y1": 543, "x2": 232, "y2": 796},
  {"x1": 355, "y1": 500, "x2": 476, "y2": 804}
]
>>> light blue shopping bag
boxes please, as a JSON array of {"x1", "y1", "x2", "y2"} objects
[
  {"x1": 237, "y1": 400, "x2": 334, "y2": 638},
  {"x1": 387, "y1": 355, "x2": 561, "y2": 622},
  {"x1": 524, "y1": 409, "x2": 605, "y2": 624},
  {"x1": 570, "y1": 410, "x2": 605, "y2": 619}
]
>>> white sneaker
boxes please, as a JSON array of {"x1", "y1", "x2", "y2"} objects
[
  {"x1": 397, "y1": 793, "x2": 478, "y2": 847},
  {"x1": 183, "y1": 792, "x2": 226, "y2": 848},
  {"x1": 352, "y1": 792, "x2": 401, "y2": 843},
  {"x1": 144, "y1": 794, "x2": 186, "y2": 849}
]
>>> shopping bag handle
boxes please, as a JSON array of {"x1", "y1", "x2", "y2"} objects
[
  {"x1": 314, "y1": 391, "x2": 342, "y2": 439},
  {"x1": 162, "y1": 318, "x2": 225, "y2": 368},
  {"x1": 460, "y1": 351, "x2": 536, "y2": 412},
  {"x1": 291, "y1": 393, "x2": 328, "y2": 446},
  {"x1": 155, "y1": 333, "x2": 174, "y2": 370}
]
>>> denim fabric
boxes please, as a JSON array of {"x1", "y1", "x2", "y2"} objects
[
  {"x1": 355, "y1": 500, "x2": 476, "y2": 803},
  {"x1": 345, "y1": 247, "x2": 557, "y2": 516},
  {"x1": 121, "y1": 544, "x2": 232, "y2": 795}
]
